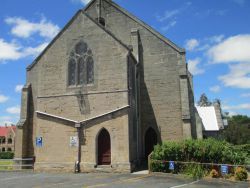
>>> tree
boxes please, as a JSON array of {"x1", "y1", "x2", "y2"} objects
[
  {"x1": 221, "y1": 115, "x2": 250, "y2": 145},
  {"x1": 197, "y1": 93, "x2": 212, "y2": 106}
]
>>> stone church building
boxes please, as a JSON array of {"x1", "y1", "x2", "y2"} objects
[{"x1": 15, "y1": 0, "x2": 201, "y2": 172}]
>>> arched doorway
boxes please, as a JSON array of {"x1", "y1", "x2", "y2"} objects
[
  {"x1": 98, "y1": 129, "x2": 111, "y2": 165},
  {"x1": 145, "y1": 127, "x2": 157, "y2": 158}
]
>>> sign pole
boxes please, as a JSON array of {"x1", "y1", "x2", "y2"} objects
[{"x1": 75, "y1": 123, "x2": 81, "y2": 173}]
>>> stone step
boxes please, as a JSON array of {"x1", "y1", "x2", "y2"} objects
[{"x1": 94, "y1": 165, "x2": 113, "y2": 173}]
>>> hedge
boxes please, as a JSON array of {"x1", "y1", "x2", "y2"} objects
[
  {"x1": 0, "y1": 152, "x2": 14, "y2": 159},
  {"x1": 151, "y1": 138, "x2": 247, "y2": 165},
  {"x1": 150, "y1": 138, "x2": 248, "y2": 179}
]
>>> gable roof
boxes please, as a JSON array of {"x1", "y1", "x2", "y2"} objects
[
  {"x1": 27, "y1": 9, "x2": 131, "y2": 71},
  {"x1": 196, "y1": 106, "x2": 220, "y2": 131},
  {"x1": 0, "y1": 126, "x2": 16, "y2": 137},
  {"x1": 26, "y1": 10, "x2": 82, "y2": 71},
  {"x1": 82, "y1": 0, "x2": 185, "y2": 53}
]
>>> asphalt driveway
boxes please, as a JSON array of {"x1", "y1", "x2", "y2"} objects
[{"x1": 0, "y1": 171, "x2": 248, "y2": 188}]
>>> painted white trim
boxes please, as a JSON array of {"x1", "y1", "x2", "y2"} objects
[
  {"x1": 36, "y1": 111, "x2": 78, "y2": 123},
  {"x1": 36, "y1": 105, "x2": 129, "y2": 125},
  {"x1": 79, "y1": 105, "x2": 129, "y2": 123}
]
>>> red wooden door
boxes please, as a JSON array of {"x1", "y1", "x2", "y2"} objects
[{"x1": 98, "y1": 129, "x2": 111, "y2": 165}]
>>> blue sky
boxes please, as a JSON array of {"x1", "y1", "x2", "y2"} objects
[{"x1": 0, "y1": 0, "x2": 250, "y2": 126}]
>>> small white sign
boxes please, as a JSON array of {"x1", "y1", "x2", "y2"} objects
[{"x1": 70, "y1": 136, "x2": 78, "y2": 147}]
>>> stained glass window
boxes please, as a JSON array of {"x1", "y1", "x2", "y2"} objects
[
  {"x1": 75, "y1": 41, "x2": 87, "y2": 55},
  {"x1": 68, "y1": 40, "x2": 94, "y2": 86},
  {"x1": 68, "y1": 58, "x2": 76, "y2": 86},
  {"x1": 78, "y1": 57, "x2": 86, "y2": 85},
  {"x1": 87, "y1": 56, "x2": 94, "y2": 84}
]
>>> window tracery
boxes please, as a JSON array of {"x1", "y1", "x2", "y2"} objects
[{"x1": 68, "y1": 41, "x2": 94, "y2": 86}]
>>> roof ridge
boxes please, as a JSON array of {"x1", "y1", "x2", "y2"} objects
[
  {"x1": 94, "y1": 0, "x2": 185, "y2": 53},
  {"x1": 82, "y1": 11, "x2": 130, "y2": 51}
]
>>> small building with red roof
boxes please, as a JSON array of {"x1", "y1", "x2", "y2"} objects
[{"x1": 0, "y1": 126, "x2": 16, "y2": 152}]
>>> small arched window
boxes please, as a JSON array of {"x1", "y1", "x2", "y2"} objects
[
  {"x1": 8, "y1": 138, "x2": 12, "y2": 144},
  {"x1": 68, "y1": 41, "x2": 94, "y2": 86}
]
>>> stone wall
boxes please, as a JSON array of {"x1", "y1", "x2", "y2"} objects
[
  {"x1": 17, "y1": 12, "x2": 133, "y2": 171},
  {"x1": 85, "y1": 0, "x2": 190, "y2": 146}
]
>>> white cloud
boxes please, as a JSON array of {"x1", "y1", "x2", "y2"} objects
[
  {"x1": 207, "y1": 35, "x2": 224, "y2": 43},
  {"x1": 71, "y1": 0, "x2": 91, "y2": 5},
  {"x1": 0, "y1": 39, "x2": 48, "y2": 62},
  {"x1": 156, "y1": 9, "x2": 180, "y2": 22},
  {"x1": 232, "y1": 0, "x2": 245, "y2": 6},
  {"x1": 185, "y1": 39, "x2": 199, "y2": 51},
  {"x1": 81, "y1": 0, "x2": 91, "y2": 4},
  {"x1": 15, "y1": 85, "x2": 24, "y2": 93},
  {"x1": 5, "y1": 17, "x2": 60, "y2": 39},
  {"x1": 241, "y1": 93, "x2": 250, "y2": 97},
  {"x1": 0, "y1": 116, "x2": 13, "y2": 126},
  {"x1": 0, "y1": 38, "x2": 22, "y2": 61},
  {"x1": 223, "y1": 103, "x2": 250, "y2": 110},
  {"x1": 156, "y1": 2, "x2": 191, "y2": 23},
  {"x1": 218, "y1": 62, "x2": 250, "y2": 89},
  {"x1": 161, "y1": 20, "x2": 177, "y2": 32},
  {"x1": 187, "y1": 58, "x2": 205, "y2": 75},
  {"x1": 209, "y1": 85, "x2": 221, "y2": 93},
  {"x1": 6, "y1": 106, "x2": 20, "y2": 114},
  {"x1": 208, "y1": 34, "x2": 250, "y2": 64},
  {"x1": 0, "y1": 94, "x2": 9, "y2": 103},
  {"x1": 23, "y1": 42, "x2": 49, "y2": 57}
]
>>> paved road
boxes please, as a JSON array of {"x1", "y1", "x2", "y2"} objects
[{"x1": 0, "y1": 171, "x2": 249, "y2": 188}]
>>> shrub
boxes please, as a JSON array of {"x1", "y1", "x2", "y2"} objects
[
  {"x1": 151, "y1": 138, "x2": 247, "y2": 165},
  {"x1": 181, "y1": 163, "x2": 207, "y2": 179},
  {"x1": 210, "y1": 169, "x2": 219, "y2": 178},
  {"x1": 150, "y1": 138, "x2": 248, "y2": 175},
  {"x1": 0, "y1": 152, "x2": 14, "y2": 159},
  {"x1": 234, "y1": 167, "x2": 248, "y2": 181}
]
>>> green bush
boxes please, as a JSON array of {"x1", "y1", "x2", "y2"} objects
[
  {"x1": 0, "y1": 152, "x2": 14, "y2": 159},
  {"x1": 150, "y1": 138, "x2": 247, "y2": 175},
  {"x1": 181, "y1": 163, "x2": 207, "y2": 179},
  {"x1": 151, "y1": 138, "x2": 247, "y2": 165}
]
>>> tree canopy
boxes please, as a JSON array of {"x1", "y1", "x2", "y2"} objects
[
  {"x1": 221, "y1": 115, "x2": 250, "y2": 145},
  {"x1": 197, "y1": 93, "x2": 212, "y2": 107}
]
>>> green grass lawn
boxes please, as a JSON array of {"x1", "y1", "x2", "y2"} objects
[{"x1": 0, "y1": 160, "x2": 13, "y2": 170}]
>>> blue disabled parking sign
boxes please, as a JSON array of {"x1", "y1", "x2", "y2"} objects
[
  {"x1": 221, "y1": 165, "x2": 228, "y2": 175},
  {"x1": 36, "y1": 137, "x2": 43, "y2": 147},
  {"x1": 169, "y1": 161, "x2": 175, "y2": 170}
]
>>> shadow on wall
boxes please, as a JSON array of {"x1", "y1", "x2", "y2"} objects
[{"x1": 138, "y1": 34, "x2": 162, "y2": 159}]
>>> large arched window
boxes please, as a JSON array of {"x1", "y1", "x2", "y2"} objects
[{"x1": 68, "y1": 41, "x2": 94, "y2": 86}]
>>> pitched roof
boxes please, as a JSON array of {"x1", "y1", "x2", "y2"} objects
[
  {"x1": 83, "y1": 0, "x2": 185, "y2": 53},
  {"x1": 27, "y1": 9, "x2": 132, "y2": 71},
  {"x1": 196, "y1": 106, "x2": 220, "y2": 131},
  {"x1": 0, "y1": 126, "x2": 16, "y2": 137}
]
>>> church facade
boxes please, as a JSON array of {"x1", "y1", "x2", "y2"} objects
[{"x1": 15, "y1": 0, "x2": 201, "y2": 172}]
